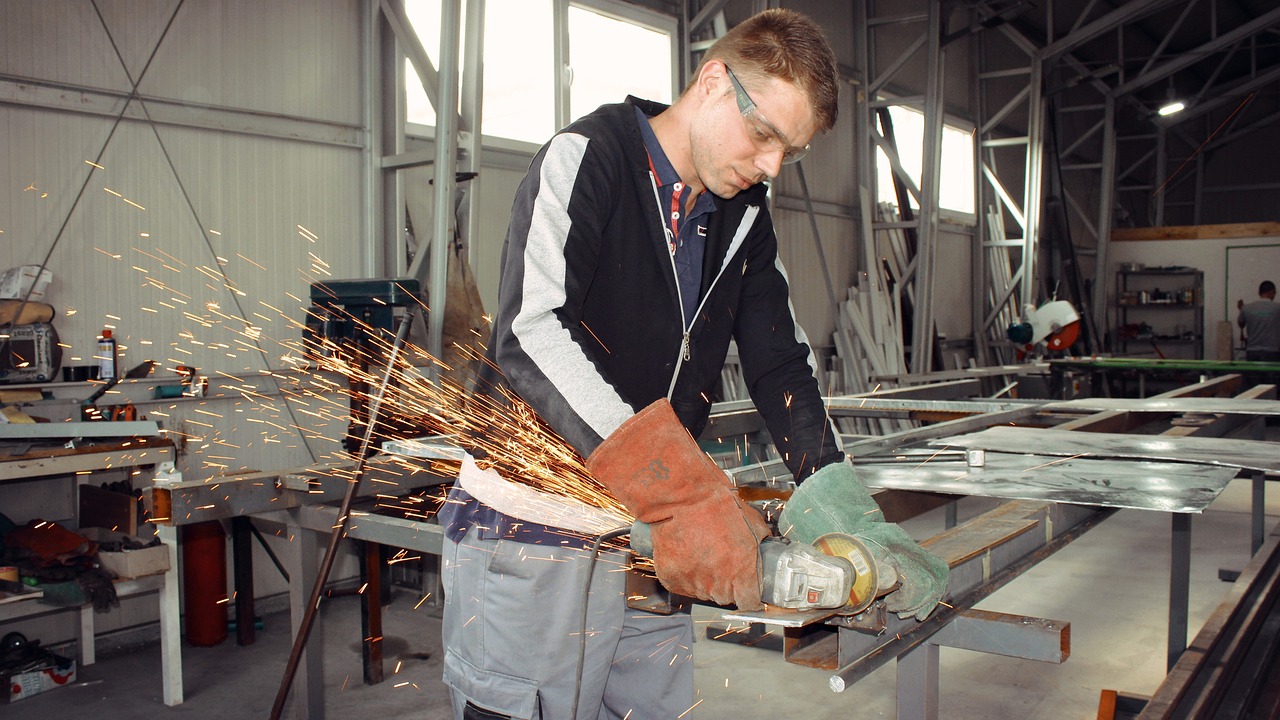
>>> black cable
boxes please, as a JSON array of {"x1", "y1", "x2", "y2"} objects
[{"x1": 569, "y1": 525, "x2": 632, "y2": 720}]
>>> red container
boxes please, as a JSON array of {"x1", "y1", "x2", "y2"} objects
[{"x1": 182, "y1": 521, "x2": 228, "y2": 646}]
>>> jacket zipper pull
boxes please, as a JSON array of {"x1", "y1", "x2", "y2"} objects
[{"x1": 682, "y1": 332, "x2": 692, "y2": 361}]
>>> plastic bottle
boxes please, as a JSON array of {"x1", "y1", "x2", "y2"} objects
[{"x1": 97, "y1": 328, "x2": 117, "y2": 381}]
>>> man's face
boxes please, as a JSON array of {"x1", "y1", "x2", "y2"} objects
[{"x1": 691, "y1": 64, "x2": 818, "y2": 199}]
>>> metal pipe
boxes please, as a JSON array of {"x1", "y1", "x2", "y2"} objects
[{"x1": 268, "y1": 309, "x2": 416, "y2": 720}]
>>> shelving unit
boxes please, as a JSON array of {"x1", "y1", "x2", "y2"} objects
[{"x1": 1115, "y1": 267, "x2": 1205, "y2": 360}]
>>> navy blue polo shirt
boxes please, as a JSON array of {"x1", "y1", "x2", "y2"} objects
[{"x1": 634, "y1": 105, "x2": 717, "y2": 329}]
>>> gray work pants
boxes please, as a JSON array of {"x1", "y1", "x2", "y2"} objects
[{"x1": 441, "y1": 531, "x2": 696, "y2": 719}]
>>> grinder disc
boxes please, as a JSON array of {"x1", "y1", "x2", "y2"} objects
[{"x1": 813, "y1": 533, "x2": 878, "y2": 615}]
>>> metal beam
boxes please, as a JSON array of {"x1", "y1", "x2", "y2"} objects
[
  {"x1": 1039, "y1": 0, "x2": 1183, "y2": 62},
  {"x1": 0, "y1": 77, "x2": 362, "y2": 147},
  {"x1": 1112, "y1": 5, "x2": 1280, "y2": 97}
]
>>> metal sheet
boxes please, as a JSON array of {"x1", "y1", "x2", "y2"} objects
[
  {"x1": 1047, "y1": 397, "x2": 1280, "y2": 416},
  {"x1": 381, "y1": 435, "x2": 467, "y2": 461},
  {"x1": 855, "y1": 454, "x2": 1237, "y2": 513},
  {"x1": 931, "y1": 426, "x2": 1280, "y2": 474},
  {"x1": 0, "y1": 420, "x2": 161, "y2": 439}
]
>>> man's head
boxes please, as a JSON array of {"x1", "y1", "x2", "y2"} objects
[
  {"x1": 680, "y1": 9, "x2": 839, "y2": 196},
  {"x1": 1261, "y1": 280, "x2": 1276, "y2": 299}
]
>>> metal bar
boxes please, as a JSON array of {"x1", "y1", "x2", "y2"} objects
[
  {"x1": 0, "y1": 77, "x2": 363, "y2": 148},
  {"x1": 897, "y1": 641, "x2": 940, "y2": 720},
  {"x1": 868, "y1": 34, "x2": 926, "y2": 96},
  {"x1": 232, "y1": 516, "x2": 256, "y2": 647},
  {"x1": 930, "y1": 609, "x2": 1069, "y2": 663},
  {"x1": 361, "y1": 541, "x2": 385, "y2": 684},
  {"x1": 153, "y1": 459, "x2": 451, "y2": 524},
  {"x1": 1092, "y1": 95, "x2": 1116, "y2": 339},
  {"x1": 1135, "y1": 0, "x2": 1200, "y2": 79},
  {"x1": 1141, "y1": 524, "x2": 1280, "y2": 717},
  {"x1": 1039, "y1": 0, "x2": 1182, "y2": 61},
  {"x1": 828, "y1": 501, "x2": 1114, "y2": 691},
  {"x1": 1169, "y1": 512, "x2": 1192, "y2": 670},
  {"x1": 1112, "y1": 4, "x2": 1280, "y2": 96}
]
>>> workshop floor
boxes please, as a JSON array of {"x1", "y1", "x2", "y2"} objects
[{"x1": 14, "y1": 477, "x2": 1280, "y2": 719}]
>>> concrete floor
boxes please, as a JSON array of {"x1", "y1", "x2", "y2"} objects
[{"x1": 12, "y1": 477, "x2": 1280, "y2": 719}]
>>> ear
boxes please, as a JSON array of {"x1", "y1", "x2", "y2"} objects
[{"x1": 695, "y1": 59, "x2": 729, "y2": 100}]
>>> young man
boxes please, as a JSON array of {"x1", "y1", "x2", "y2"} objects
[
  {"x1": 438, "y1": 10, "x2": 948, "y2": 719},
  {"x1": 1238, "y1": 280, "x2": 1280, "y2": 361}
]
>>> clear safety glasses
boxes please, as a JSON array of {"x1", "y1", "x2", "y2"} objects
[{"x1": 725, "y1": 65, "x2": 810, "y2": 165}]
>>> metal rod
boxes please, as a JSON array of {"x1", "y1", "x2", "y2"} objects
[{"x1": 269, "y1": 308, "x2": 417, "y2": 720}]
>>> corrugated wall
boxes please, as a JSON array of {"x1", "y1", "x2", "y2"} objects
[
  {"x1": 1, "y1": 0, "x2": 364, "y2": 477},
  {"x1": 0, "y1": 0, "x2": 368, "y2": 648}
]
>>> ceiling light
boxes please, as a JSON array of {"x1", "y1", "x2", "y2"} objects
[{"x1": 1157, "y1": 100, "x2": 1185, "y2": 116}]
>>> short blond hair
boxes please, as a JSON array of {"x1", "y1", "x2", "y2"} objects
[{"x1": 692, "y1": 9, "x2": 839, "y2": 133}]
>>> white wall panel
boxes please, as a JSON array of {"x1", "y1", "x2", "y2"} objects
[
  {"x1": 1, "y1": 2, "x2": 366, "y2": 481},
  {"x1": 772, "y1": 208, "x2": 857, "y2": 349}
]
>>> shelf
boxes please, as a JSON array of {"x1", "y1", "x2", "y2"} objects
[
  {"x1": 1117, "y1": 267, "x2": 1201, "y2": 275},
  {"x1": 1115, "y1": 267, "x2": 1204, "y2": 361},
  {"x1": 1118, "y1": 302, "x2": 1200, "y2": 308}
]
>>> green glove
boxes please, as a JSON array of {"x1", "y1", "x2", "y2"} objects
[{"x1": 778, "y1": 461, "x2": 949, "y2": 621}]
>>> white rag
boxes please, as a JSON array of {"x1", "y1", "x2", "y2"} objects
[{"x1": 456, "y1": 454, "x2": 631, "y2": 536}]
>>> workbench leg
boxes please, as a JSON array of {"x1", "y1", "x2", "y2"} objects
[
  {"x1": 896, "y1": 640, "x2": 940, "y2": 720},
  {"x1": 1253, "y1": 471, "x2": 1266, "y2": 556},
  {"x1": 360, "y1": 541, "x2": 384, "y2": 685},
  {"x1": 232, "y1": 516, "x2": 256, "y2": 646},
  {"x1": 157, "y1": 522, "x2": 184, "y2": 705},
  {"x1": 1168, "y1": 513, "x2": 1191, "y2": 671},
  {"x1": 288, "y1": 511, "x2": 324, "y2": 720},
  {"x1": 78, "y1": 604, "x2": 95, "y2": 666}
]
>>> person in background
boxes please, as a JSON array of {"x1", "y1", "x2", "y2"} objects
[
  {"x1": 436, "y1": 9, "x2": 948, "y2": 719},
  {"x1": 1238, "y1": 280, "x2": 1280, "y2": 362}
]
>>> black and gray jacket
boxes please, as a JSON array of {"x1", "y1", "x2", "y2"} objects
[{"x1": 447, "y1": 97, "x2": 842, "y2": 539}]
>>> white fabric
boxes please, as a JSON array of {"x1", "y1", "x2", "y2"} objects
[{"x1": 456, "y1": 454, "x2": 631, "y2": 536}]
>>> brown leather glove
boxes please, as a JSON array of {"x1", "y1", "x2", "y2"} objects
[{"x1": 587, "y1": 399, "x2": 771, "y2": 609}]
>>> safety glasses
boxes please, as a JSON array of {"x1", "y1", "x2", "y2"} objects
[{"x1": 725, "y1": 65, "x2": 810, "y2": 165}]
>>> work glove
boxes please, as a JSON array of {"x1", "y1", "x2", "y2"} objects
[
  {"x1": 778, "y1": 461, "x2": 949, "y2": 621},
  {"x1": 587, "y1": 399, "x2": 772, "y2": 610}
]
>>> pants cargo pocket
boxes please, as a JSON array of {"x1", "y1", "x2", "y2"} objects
[{"x1": 444, "y1": 647, "x2": 541, "y2": 720}]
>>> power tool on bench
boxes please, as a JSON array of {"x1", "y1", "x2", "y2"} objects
[{"x1": 629, "y1": 522, "x2": 890, "y2": 614}]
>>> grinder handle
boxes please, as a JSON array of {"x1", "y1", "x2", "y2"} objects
[{"x1": 629, "y1": 520, "x2": 654, "y2": 558}]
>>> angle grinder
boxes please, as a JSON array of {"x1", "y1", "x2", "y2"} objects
[{"x1": 630, "y1": 523, "x2": 887, "y2": 613}]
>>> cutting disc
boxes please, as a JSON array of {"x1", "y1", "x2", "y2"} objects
[
  {"x1": 1046, "y1": 320, "x2": 1081, "y2": 350},
  {"x1": 812, "y1": 533, "x2": 878, "y2": 615}
]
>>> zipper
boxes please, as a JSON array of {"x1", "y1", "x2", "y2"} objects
[
  {"x1": 649, "y1": 174, "x2": 756, "y2": 399},
  {"x1": 649, "y1": 172, "x2": 691, "y2": 399}
]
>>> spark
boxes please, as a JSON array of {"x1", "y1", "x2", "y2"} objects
[{"x1": 677, "y1": 700, "x2": 703, "y2": 718}]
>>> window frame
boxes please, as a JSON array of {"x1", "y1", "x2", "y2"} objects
[
  {"x1": 873, "y1": 99, "x2": 978, "y2": 226},
  {"x1": 403, "y1": 0, "x2": 679, "y2": 153}
]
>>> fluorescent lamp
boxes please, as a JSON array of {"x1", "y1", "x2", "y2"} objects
[{"x1": 1157, "y1": 101, "x2": 1185, "y2": 116}]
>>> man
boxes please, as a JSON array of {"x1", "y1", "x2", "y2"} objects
[
  {"x1": 438, "y1": 10, "x2": 948, "y2": 719},
  {"x1": 1238, "y1": 280, "x2": 1280, "y2": 361}
]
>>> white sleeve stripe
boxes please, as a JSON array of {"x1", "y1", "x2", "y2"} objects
[
  {"x1": 510, "y1": 133, "x2": 634, "y2": 439},
  {"x1": 771, "y1": 250, "x2": 842, "y2": 450}
]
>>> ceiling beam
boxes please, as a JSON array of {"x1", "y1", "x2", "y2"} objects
[
  {"x1": 1039, "y1": 0, "x2": 1183, "y2": 61},
  {"x1": 1159, "y1": 63, "x2": 1280, "y2": 127},
  {"x1": 1112, "y1": 5, "x2": 1280, "y2": 97}
]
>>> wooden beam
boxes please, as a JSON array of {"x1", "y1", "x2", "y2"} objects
[{"x1": 1111, "y1": 222, "x2": 1280, "y2": 242}]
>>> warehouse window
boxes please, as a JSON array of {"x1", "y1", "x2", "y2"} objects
[
  {"x1": 405, "y1": 0, "x2": 675, "y2": 145},
  {"x1": 566, "y1": 5, "x2": 673, "y2": 123},
  {"x1": 874, "y1": 104, "x2": 975, "y2": 217}
]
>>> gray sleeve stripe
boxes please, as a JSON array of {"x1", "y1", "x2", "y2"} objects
[{"x1": 510, "y1": 132, "x2": 634, "y2": 439}]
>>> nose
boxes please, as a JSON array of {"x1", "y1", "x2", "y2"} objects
[{"x1": 754, "y1": 148, "x2": 784, "y2": 180}]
